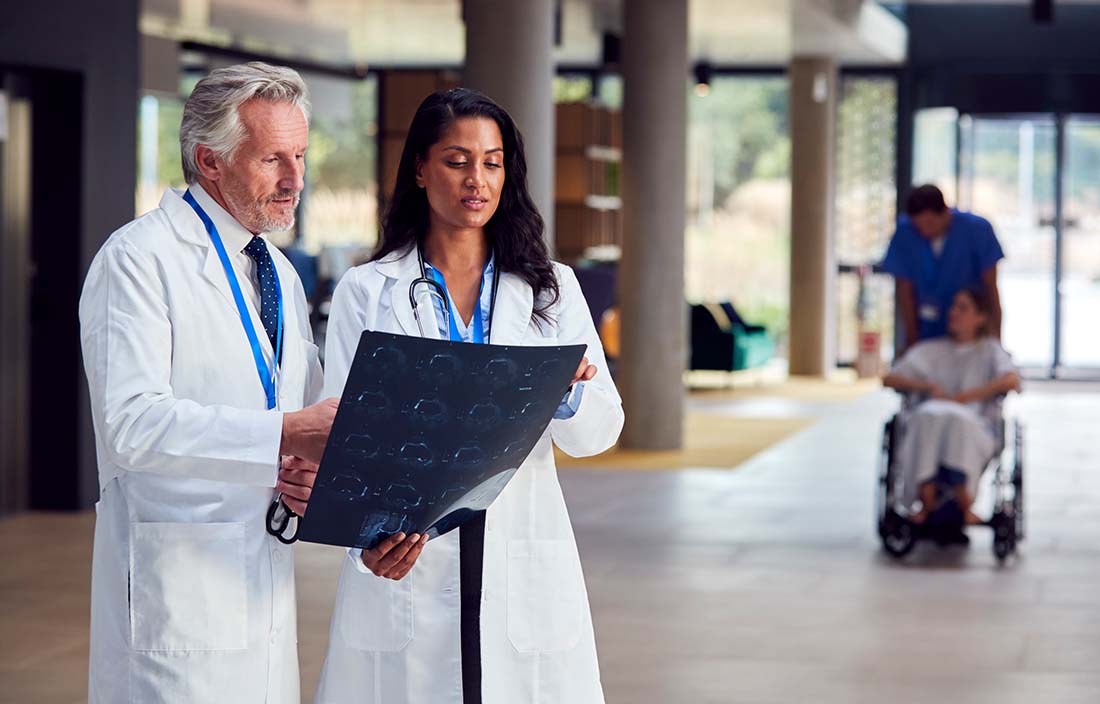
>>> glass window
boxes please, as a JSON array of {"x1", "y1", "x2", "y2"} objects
[
  {"x1": 553, "y1": 75, "x2": 593, "y2": 103},
  {"x1": 686, "y1": 75, "x2": 791, "y2": 355},
  {"x1": 912, "y1": 107, "x2": 959, "y2": 204},
  {"x1": 596, "y1": 74, "x2": 622, "y2": 110},
  {"x1": 136, "y1": 92, "x2": 186, "y2": 216},
  {"x1": 298, "y1": 74, "x2": 379, "y2": 257},
  {"x1": 834, "y1": 75, "x2": 898, "y2": 365}
]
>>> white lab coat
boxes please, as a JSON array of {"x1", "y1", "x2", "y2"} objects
[
  {"x1": 314, "y1": 247, "x2": 623, "y2": 704},
  {"x1": 891, "y1": 337, "x2": 1016, "y2": 505},
  {"x1": 79, "y1": 187, "x2": 323, "y2": 704}
]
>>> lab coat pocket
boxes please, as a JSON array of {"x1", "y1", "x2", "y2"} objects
[
  {"x1": 337, "y1": 560, "x2": 414, "y2": 652},
  {"x1": 129, "y1": 522, "x2": 248, "y2": 652},
  {"x1": 507, "y1": 540, "x2": 584, "y2": 653}
]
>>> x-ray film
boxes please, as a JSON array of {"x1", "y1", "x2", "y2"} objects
[{"x1": 297, "y1": 331, "x2": 585, "y2": 549}]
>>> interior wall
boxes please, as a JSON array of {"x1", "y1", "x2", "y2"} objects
[{"x1": 0, "y1": 0, "x2": 140, "y2": 509}]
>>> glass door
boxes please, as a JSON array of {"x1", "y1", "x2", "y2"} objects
[
  {"x1": 958, "y1": 115, "x2": 1058, "y2": 372},
  {"x1": 912, "y1": 110, "x2": 1100, "y2": 377},
  {"x1": 1060, "y1": 117, "x2": 1100, "y2": 371}
]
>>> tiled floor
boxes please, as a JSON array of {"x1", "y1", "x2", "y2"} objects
[
  {"x1": 2, "y1": 383, "x2": 1098, "y2": 703},
  {"x1": 573, "y1": 384, "x2": 1100, "y2": 704}
]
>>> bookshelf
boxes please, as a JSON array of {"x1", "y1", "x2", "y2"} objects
[{"x1": 554, "y1": 102, "x2": 623, "y2": 261}]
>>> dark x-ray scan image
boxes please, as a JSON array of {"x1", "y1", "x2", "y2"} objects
[{"x1": 298, "y1": 331, "x2": 585, "y2": 550}]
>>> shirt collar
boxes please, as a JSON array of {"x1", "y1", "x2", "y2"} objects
[
  {"x1": 189, "y1": 183, "x2": 261, "y2": 254},
  {"x1": 424, "y1": 251, "x2": 496, "y2": 279}
]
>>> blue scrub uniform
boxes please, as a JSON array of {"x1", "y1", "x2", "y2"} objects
[{"x1": 881, "y1": 209, "x2": 1005, "y2": 340}]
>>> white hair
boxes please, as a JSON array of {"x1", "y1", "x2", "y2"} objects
[{"x1": 179, "y1": 61, "x2": 311, "y2": 184}]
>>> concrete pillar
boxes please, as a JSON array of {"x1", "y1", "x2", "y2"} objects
[
  {"x1": 788, "y1": 57, "x2": 838, "y2": 377},
  {"x1": 618, "y1": 0, "x2": 688, "y2": 450},
  {"x1": 463, "y1": 0, "x2": 555, "y2": 249}
]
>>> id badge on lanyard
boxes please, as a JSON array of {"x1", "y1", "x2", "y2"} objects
[{"x1": 182, "y1": 190, "x2": 283, "y2": 409}]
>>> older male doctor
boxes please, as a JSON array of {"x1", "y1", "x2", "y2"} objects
[{"x1": 79, "y1": 62, "x2": 335, "y2": 703}]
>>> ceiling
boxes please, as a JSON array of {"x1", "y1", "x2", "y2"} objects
[{"x1": 141, "y1": 0, "x2": 909, "y2": 70}]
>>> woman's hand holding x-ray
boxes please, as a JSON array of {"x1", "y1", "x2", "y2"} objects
[
  {"x1": 361, "y1": 532, "x2": 429, "y2": 580},
  {"x1": 572, "y1": 356, "x2": 597, "y2": 385}
]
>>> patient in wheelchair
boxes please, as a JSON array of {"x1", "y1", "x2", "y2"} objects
[{"x1": 883, "y1": 287, "x2": 1021, "y2": 526}]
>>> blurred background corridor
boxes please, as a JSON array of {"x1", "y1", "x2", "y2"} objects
[{"x1": 2, "y1": 1, "x2": 1099, "y2": 702}]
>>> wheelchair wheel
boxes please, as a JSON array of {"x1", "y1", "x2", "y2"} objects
[
  {"x1": 991, "y1": 511, "x2": 1016, "y2": 563},
  {"x1": 876, "y1": 420, "x2": 895, "y2": 511},
  {"x1": 880, "y1": 511, "x2": 916, "y2": 558},
  {"x1": 1013, "y1": 420, "x2": 1025, "y2": 542}
]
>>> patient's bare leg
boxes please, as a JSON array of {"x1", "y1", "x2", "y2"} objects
[
  {"x1": 912, "y1": 481, "x2": 936, "y2": 524},
  {"x1": 956, "y1": 485, "x2": 983, "y2": 525}
]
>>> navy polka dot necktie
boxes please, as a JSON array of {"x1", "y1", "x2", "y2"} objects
[{"x1": 243, "y1": 236, "x2": 281, "y2": 364}]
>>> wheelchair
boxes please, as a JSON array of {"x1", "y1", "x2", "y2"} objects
[{"x1": 876, "y1": 395, "x2": 1024, "y2": 563}]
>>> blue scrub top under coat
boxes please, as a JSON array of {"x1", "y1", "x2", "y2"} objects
[
  {"x1": 423, "y1": 254, "x2": 583, "y2": 418},
  {"x1": 880, "y1": 209, "x2": 1004, "y2": 340}
]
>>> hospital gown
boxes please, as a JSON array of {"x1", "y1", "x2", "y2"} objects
[{"x1": 891, "y1": 337, "x2": 1017, "y2": 506}]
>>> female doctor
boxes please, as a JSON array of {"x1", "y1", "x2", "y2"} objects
[{"x1": 311, "y1": 88, "x2": 624, "y2": 703}]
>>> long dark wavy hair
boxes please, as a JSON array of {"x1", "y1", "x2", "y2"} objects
[{"x1": 372, "y1": 88, "x2": 559, "y2": 324}]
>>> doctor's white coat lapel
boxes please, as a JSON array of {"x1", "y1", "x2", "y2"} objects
[
  {"x1": 161, "y1": 188, "x2": 279, "y2": 363},
  {"x1": 488, "y1": 271, "x2": 533, "y2": 345},
  {"x1": 377, "y1": 249, "x2": 442, "y2": 341},
  {"x1": 161, "y1": 189, "x2": 238, "y2": 310}
]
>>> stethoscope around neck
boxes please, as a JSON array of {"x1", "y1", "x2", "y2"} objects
[{"x1": 410, "y1": 243, "x2": 501, "y2": 342}]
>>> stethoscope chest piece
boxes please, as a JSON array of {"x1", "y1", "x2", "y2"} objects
[{"x1": 266, "y1": 496, "x2": 299, "y2": 544}]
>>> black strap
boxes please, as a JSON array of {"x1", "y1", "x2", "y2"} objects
[{"x1": 459, "y1": 512, "x2": 487, "y2": 703}]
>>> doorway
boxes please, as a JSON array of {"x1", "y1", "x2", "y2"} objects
[
  {"x1": 0, "y1": 72, "x2": 32, "y2": 516},
  {"x1": 915, "y1": 111, "x2": 1100, "y2": 378},
  {"x1": 0, "y1": 66, "x2": 86, "y2": 514}
]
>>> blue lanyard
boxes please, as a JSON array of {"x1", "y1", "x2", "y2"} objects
[
  {"x1": 427, "y1": 266, "x2": 486, "y2": 343},
  {"x1": 183, "y1": 190, "x2": 283, "y2": 409}
]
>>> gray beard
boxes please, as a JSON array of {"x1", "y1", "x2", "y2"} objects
[{"x1": 226, "y1": 190, "x2": 299, "y2": 233}]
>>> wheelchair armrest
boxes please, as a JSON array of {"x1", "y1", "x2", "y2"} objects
[{"x1": 892, "y1": 390, "x2": 925, "y2": 412}]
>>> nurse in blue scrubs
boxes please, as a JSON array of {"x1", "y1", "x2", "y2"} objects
[{"x1": 881, "y1": 184, "x2": 1005, "y2": 353}]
